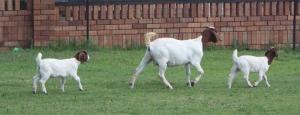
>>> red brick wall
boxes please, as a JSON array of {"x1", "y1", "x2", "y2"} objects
[
  {"x1": 50, "y1": 1, "x2": 300, "y2": 49},
  {"x1": 1, "y1": 1, "x2": 300, "y2": 50},
  {"x1": 0, "y1": 0, "x2": 33, "y2": 50},
  {"x1": 33, "y1": 0, "x2": 56, "y2": 47}
]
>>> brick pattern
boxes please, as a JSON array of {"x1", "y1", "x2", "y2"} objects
[
  {"x1": 1, "y1": 1, "x2": 300, "y2": 50},
  {"x1": 0, "y1": 0, "x2": 32, "y2": 50},
  {"x1": 32, "y1": 0, "x2": 56, "y2": 47}
]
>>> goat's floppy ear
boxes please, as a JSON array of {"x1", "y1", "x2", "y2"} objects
[
  {"x1": 75, "y1": 50, "x2": 88, "y2": 63},
  {"x1": 207, "y1": 29, "x2": 220, "y2": 43},
  {"x1": 202, "y1": 26, "x2": 221, "y2": 43},
  {"x1": 265, "y1": 48, "x2": 279, "y2": 59}
]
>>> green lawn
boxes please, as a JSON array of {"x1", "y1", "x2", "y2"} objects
[{"x1": 0, "y1": 48, "x2": 299, "y2": 114}]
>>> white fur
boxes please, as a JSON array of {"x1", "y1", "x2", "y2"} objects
[
  {"x1": 228, "y1": 49, "x2": 271, "y2": 88},
  {"x1": 130, "y1": 33, "x2": 206, "y2": 89},
  {"x1": 32, "y1": 52, "x2": 89, "y2": 93}
]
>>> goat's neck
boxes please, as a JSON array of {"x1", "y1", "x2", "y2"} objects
[
  {"x1": 72, "y1": 58, "x2": 81, "y2": 65},
  {"x1": 265, "y1": 55, "x2": 275, "y2": 65}
]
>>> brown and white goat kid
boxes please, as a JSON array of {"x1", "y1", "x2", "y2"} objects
[
  {"x1": 32, "y1": 50, "x2": 89, "y2": 94},
  {"x1": 228, "y1": 47, "x2": 278, "y2": 88},
  {"x1": 129, "y1": 26, "x2": 221, "y2": 89}
]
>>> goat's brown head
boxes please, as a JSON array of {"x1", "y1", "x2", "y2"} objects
[
  {"x1": 74, "y1": 50, "x2": 89, "y2": 63},
  {"x1": 201, "y1": 26, "x2": 221, "y2": 47},
  {"x1": 264, "y1": 47, "x2": 278, "y2": 65}
]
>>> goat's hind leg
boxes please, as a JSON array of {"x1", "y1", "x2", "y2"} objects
[
  {"x1": 39, "y1": 74, "x2": 50, "y2": 94},
  {"x1": 158, "y1": 63, "x2": 173, "y2": 89},
  {"x1": 32, "y1": 74, "x2": 40, "y2": 94},
  {"x1": 242, "y1": 70, "x2": 253, "y2": 88},
  {"x1": 228, "y1": 65, "x2": 238, "y2": 88},
  {"x1": 129, "y1": 52, "x2": 151, "y2": 89}
]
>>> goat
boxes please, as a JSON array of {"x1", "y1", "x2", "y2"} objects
[
  {"x1": 32, "y1": 50, "x2": 89, "y2": 93},
  {"x1": 228, "y1": 47, "x2": 278, "y2": 88},
  {"x1": 129, "y1": 26, "x2": 221, "y2": 89}
]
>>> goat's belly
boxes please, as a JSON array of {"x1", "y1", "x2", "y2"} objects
[
  {"x1": 167, "y1": 61, "x2": 188, "y2": 67},
  {"x1": 50, "y1": 73, "x2": 68, "y2": 78},
  {"x1": 250, "y1": 69, "x2": 259, "y2": 72}
]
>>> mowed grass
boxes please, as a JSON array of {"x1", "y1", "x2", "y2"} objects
[{"x1": 0, "y1": 48, "x2": 299, "y2": 114}]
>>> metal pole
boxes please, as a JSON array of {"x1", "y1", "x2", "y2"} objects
[
  {"x1": 86, "y1": 0, "x2": 89, "y2": 48},
  {"x1": 293, "y1": 0, "x2": 298, "y2": 50},
  {"x1": 32, "y1": 0, "x2": 35, "y2": 48}
]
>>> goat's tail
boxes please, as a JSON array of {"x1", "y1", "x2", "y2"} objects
[
  {"x1": 36, "y1": 53, "x2": 42, "y2": 65},
  {"x1": 144, "y1": 32, "x2": 157, "y2": 47},
  {"x1": 232, "y1": 49, "x2": 238, "y2": 63}
]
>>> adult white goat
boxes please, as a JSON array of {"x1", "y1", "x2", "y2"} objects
[
  {"x1": 32, "y1": 50, "x2": 89, "y2": 94},
  {"x1": 228, "y1": 47, "x2": 278, "y2": 88},
  {"x1": 129, "y1": 26, "x2": 221, "y2": 89}
]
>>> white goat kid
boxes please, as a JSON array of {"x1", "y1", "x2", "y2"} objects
[
  {"x1": 32, "y1": 50, "x2": 90, "y2": 94},
  {"x1": 129, "y1": 26, "x2": 220, "y2": 89},
  {"x1": 228, "y1": 47, "x2": 278, "y2": 88}
]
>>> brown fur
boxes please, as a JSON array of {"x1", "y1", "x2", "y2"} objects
[
  {"x1": 74, "y1": 50, "x2": 88, "y2": 63},
  {"x1": 265, "y1": 47, "x2": 278, "y2": 65},
  {"x1": 201, "y1": 27, "x2": 220, "y2": 48}
]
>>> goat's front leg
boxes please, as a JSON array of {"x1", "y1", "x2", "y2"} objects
[
  {"x1": 73, "y1": 75, "x2": 83, "y2": 91},
  {"x1": 263, "y1": 74, "x2": 271, "y2": 87},
  {"x1": 185, "y1": 64, "x2": 192, "y2": 87},
  {"x1": 191, "y1": 63, "x2": 204, "y2": 86},
  {"x1": 254, "y1": 73, "x2": 264, "y2": 87},
  {"x1": 158, "y1": 64, "x2": 173, "y2": 89},
  {"x1": 60, "y1": 77, "x2": 66, "y2": 92}
]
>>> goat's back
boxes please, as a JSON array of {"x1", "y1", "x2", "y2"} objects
[
  {"x1": 236, "y1": 56, "x2": 269, "y2": 72},
  {"x1": 148, "y1": 37, "x2": 203, "y2": 66},
  {"x1": 38, "y1": 58, "x2": 79, "y2": 77}
]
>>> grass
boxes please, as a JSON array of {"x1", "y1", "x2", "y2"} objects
[{"x1": 0, "y1": 48, "x2": 299, "y2": 114}]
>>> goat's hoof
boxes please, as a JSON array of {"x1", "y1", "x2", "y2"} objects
[
  {"x1": 32, "y1": 91, "x2": 36, "y2": 94},
  {"x1": 79, "y1": 89, "x2": 83, "y2": 91},
  {"x1": 166, "y1": 86, "x2": 173, "y2": 90},
  {"x1": 129, "y1": 83, "x2": 135, "y2": 89},
  {"x1": 191, "y1": 82, "x2": 195, "y2": 87},
  {"x1": 186, "y1": 83, "x2": 192, "y2": 87},
  {"x1": 129, "y1": 83, "x2": 133, "y2": 86}
]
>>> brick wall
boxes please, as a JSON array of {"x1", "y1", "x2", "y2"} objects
[
  {"x1": 33, "y1": 0, "x2": 56, "y2": 47},
  {"x1": 1, "y1": 1, "x2": 300, "y2": 50},
  {"x1": 0, "y1": 0, "x2": 33, "y2": 50},
  {"x1": 50, "y1": 1, "x2": 300, "y2": 49}
]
